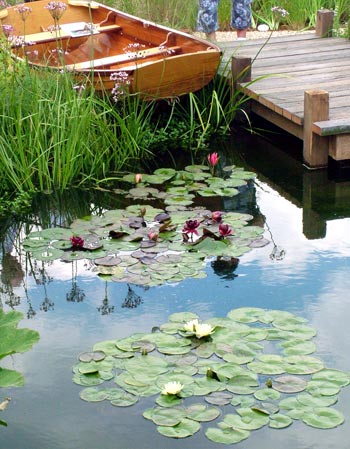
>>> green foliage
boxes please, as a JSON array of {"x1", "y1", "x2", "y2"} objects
[
  {"x1": 0, "y1": 60, "x2": 158, "y2": 195},
  {"x1": 0, "y1": 309, "x2": 40, "y2": 388}
]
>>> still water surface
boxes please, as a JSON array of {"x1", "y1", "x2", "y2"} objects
[{"x1": 1, "y1": 132, "x2": 350, "y2": 449}]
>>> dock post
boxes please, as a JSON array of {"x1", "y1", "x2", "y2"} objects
[
  {"x1": 303, "y1": 90, "x2": 329, "y2": 168},
  {"x1": 315, "y1": 9, "x2": 334, "y2": 37},
  {"x1": 231, "y1": 56, "x2": 251, "y2": 91}
]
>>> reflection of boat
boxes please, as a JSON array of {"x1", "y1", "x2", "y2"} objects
[{"x1": 1, "y1": 0, "x2": 221, "y2": 98}]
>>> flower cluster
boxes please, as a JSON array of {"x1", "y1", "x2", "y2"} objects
[
  {"x1": 110, "y1": 71, "x2": 131, "y2": 102},
  {"x1": 183, "y1": 319, "x2": 215, "y2": 339},
  {"x1": 2, "y1": 24, "x2": 13, "y2": 37},
  {"x1": 271, "y1": 6, "x2": 289, "y2": 18},
  {"x1": 0, "y1": 0, "x2": 8, "y2": 10},
  {"x1": 14, "y1": 4, "x2": 32, "y2": 21},
  {"x1": 45, "y1": 1, "x2": 67, "y2": 21}
]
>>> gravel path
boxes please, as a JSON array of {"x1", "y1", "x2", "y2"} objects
[{"x1": 194, "y1": 29, "x2": 314, "y2": 42}]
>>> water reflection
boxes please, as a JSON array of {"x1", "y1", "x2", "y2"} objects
[
  {"x1": 97, "y1": 280, "x2": 114, "y2": 315},
  {"x1": 1, "y1": 145, "x2": 350, "y2": 449}
]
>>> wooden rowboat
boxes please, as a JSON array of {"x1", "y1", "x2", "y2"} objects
[{"x1": 0, "y1": 0, "x2": 221, "y2": 98}]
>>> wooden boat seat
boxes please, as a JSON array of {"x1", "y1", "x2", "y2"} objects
[
  {"x1": 64, "y1": 45, "x2": 181, "y2": 70},
  {"x1": 23, "y1": 24, "x2": 121, "y2": 44}
]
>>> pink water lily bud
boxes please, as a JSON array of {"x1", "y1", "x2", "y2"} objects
[
  {"x1": 207, "y1": 152, "x2": 219, "y2": 167},
  {"x1": 211, "y1": 211, "x2": 223, "y2": 223},
  {"x1": 135, "y1": 173, "x2": 142, "y2": 183},
  {"x1": 219, "y1": 223, "x2": 233, "y2": 237},
  {"x1": 148, "y1": 230, "x2": 159, "y2": 241}
]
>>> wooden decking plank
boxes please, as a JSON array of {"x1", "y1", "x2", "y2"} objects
[{"x1": 224, "y1": 32, "x2": 350, "y2": 148}]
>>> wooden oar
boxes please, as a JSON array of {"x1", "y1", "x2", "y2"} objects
[
  {"x1": 68, "y1": 0, "x2": 100, "y2": 9},
  {"x1": 0, "y1": 9, "x2": 8, "y2": 19}
]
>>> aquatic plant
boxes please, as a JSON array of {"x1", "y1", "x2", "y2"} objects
[
  {"x1": 22, "y1": 164, "x2": 265, "y2": 287},
  {"x1": 0, "y1": 308, "x2": 40, "y2": 427},
  {"x1": 72, "y1": 307, "x2": 349, "y2": 443}
]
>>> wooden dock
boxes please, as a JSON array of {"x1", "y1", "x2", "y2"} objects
[{"x1": 219, "y1": 13, "x2": 350, "y2": 170}]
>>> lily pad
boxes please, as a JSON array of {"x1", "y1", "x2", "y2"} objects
[
  {"x1": 301, "y1": 407, "x2": 345, "y2": 429},
  {"x1": 272, "y1": 375, "x2": 307, "y2": 393},
  {"x1": 157, "y1": 418, "x2": 201, "y2": 438},
  {"x1": 186, "y1": 403, "x2": 220, "y2": 422},
  {"x1": 205, "y1": 427, "x2": 250, "y2": 444}
]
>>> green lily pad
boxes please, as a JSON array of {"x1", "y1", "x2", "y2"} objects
[
  {"x1": 272, "y1": 375, "x2": 307, "y2": 393},
  {"x1": 205, "y1": 427, "x2": 250, "y2": 444},
  {"x1": 186, "y1": 403, "x2": 220, "y2": 422},
  {"x1": 285, "y1": 355, "x2": 324, "y2": 375},
  {"x1": 205, "y1": 391, "x2": 233, "y2": 406},
  {"x1": 254, "y1": 388, "x2": 281, "y2": 401},
  {"x1": 110, "y1": 391, "x2": 139, "y2": 407},
  {"x1": 269, "y1": 413, "x2": 293, "y2": 429},
  {"x1": 79, "y1": 387, "x2": 109, "y2": 402},
  {"x1": 302, "y1": 407, "x2": 345, "y2": 429},
  {"x1": 157, "y1": 418, "x2": 201, "y2": 438}
]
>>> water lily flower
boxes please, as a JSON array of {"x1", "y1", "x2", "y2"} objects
[
  {"x1": 183, "y1": 319, "x2": 199, "y2": 333},
  {"x1": 161, "y1": 381, "x2": 184, "y2": 396},
  {"x1": 70, "y1": 235, "x2": 84, "y2": 249},
  {"x1": 182, "y1": 219, "x2": 200, "y2": 239},
  {"x1": 219, "y1": 223, "x2": 233, "y2": 237},
  {"x1": 195, "y1": 323, "x2": 215, "y2": 339},
  {"x1": 211, "y1": 211, "x2": 223, "y2": 223},
  {"x1": 207, "y1": 152, "x2": 219, "y2": 174},
  {"x1": 135, "y1": 173, "x2": 142, "y2": 183},
  {"x1": 148, "y1": 230, "x2": 159, "y2": 241}
]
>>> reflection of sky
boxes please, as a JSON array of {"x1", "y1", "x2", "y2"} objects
[{"x1": 1, "y1": 181, "x2": 350, "y2": 449}]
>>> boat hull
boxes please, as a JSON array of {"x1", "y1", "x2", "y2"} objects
[{"x1": 0, "y1": 0, "x2": 221, "y2": 98}]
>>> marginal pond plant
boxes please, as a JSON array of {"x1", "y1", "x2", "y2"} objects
[
  {"x1": 72, "y1": 307, "x2": 349, "y2": 443},
  {"x1": 0, "y1": 308, "x2": 40, "y2": 427},
  {"x1": 22, "y1": 164, "x2": 265, "y2": 287}
]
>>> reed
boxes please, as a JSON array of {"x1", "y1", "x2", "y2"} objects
[{"x1": 0, "y1": 61, "x2": 157, "y2": 195}]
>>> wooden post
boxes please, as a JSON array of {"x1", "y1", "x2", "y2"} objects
[
  {"x1": 315, "y1": 9, "x2": 334, "y2": 37},
  {"x1": 231, "y1": 56, "x2": 251, "y2": 92},
  {"x1": 303, "y1": 90, "x2": 329, "y2": 168}
]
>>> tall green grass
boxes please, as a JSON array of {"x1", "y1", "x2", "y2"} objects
[{"x1": 0, "y1": 58, "x2": 157, "y2": 194}]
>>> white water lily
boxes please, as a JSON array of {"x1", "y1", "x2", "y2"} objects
[
  {"x1": 183, "y1": 319, "x2": 199, "y2": 333},
  {"x1": 195, "y1": 323, "x2": 215, "y2": 339},
  {"x1": 161, "y1": 381, "x2": 184, "y2": 396}
]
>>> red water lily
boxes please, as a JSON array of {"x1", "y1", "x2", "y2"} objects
[
  {"x1": 219, "y1": 223, "x2": 233, "y2": 237},
  {"x1": 70, "y1": 235, "x2": 84, "y2": 249},
  {"x1": 211, "y1": 211, "x2": 223, "y2": 223},
  {"x1": 182, "y1": 220, "x2": 200, "y2": 239}
]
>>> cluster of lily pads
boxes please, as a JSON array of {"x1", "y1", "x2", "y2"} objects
[
  {"x1": 72, "y1": 307, "x2": 349, "y2": 444},
  {"x1": 22, "y1": 164, "x2": 267, "y2": 287}
]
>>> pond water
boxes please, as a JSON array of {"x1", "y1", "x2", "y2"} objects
[{"x1": 1, "y1": 130, "x2": 350, "y2": 449}]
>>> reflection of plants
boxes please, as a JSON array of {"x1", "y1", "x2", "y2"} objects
[
  {"x1": 66, "y1": 262, "x2": 85, "y2": 303},
  {"x1": 72, "y1": 307, "x2": 349, "y2": 443},
  {"x1": 121, "y1": 284, "x2": 142, "y2": 309},
  {"x1": 97, "y1": 281, "x2": 114, "y2": 315}
]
